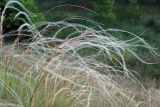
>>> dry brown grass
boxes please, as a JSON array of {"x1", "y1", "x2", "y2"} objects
[{"x1": 0, "y1": 0, "x2": 160, "y2": 107}]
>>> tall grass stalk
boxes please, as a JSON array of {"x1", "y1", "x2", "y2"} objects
[{"x1": 0, "y1": 0, "x2": 158, "y2": 107}]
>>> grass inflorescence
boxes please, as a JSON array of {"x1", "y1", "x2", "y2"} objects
[{"x1": 0, "y1": 0, "x2": 159, "y2": 107}]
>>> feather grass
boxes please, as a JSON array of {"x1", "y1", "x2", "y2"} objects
[{"x1": 0, "y1": 0, "x2": 158, "y2": 107}]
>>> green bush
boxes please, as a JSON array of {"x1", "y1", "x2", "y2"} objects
[
  {"x1": 92, "y1": 0, "x2": 116, "y2": 21},
  {"x1": 125, "y1": 0, "x2": 141, "y2": 19}
]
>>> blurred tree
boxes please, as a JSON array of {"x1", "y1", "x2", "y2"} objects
[
  {"x1": 139, "y1": 0, "x2": 160, "y2": 6},
  {"x1": 92, "y1": 0, "x2": 116, "y2": 21},
  {"x1": 37, "y1": 0, "x2": 116, "y2": 21},
  {"x1": 65, "y1": 0, "x2": 92, "y2": 7},
  {"x1": 125, "y1": 0, "x2": 140, "y2": 18},
  {"x1": 115, "y1": 0, "x2": 141, "y2": 19}
]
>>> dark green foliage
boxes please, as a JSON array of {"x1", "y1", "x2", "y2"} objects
[
  {"x1": 125, "y1": 0, "x2": 141, "y2": 18},
  {"x1": 1, "y1": 0, "x2": 45, "y2": 43},
  {"x1": 92, "y1": 0, "x2": 116, "y2": 21},
  {"x1": 20, "y1": 0, "x2": 45, "y2": 23},
  {"x1": 38, "y1": 0, "x2": 116, "y2": 21},
  {"x1": 139, "y1": 0, "x2": 160, "y2": 6},
  {"x1": 1, "y1": 0, "x2": 45, "y2": 34}
]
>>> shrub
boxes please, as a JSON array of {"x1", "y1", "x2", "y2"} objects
[{"x1": 92, "y1": 0, "x2": 116, "y2": 21}]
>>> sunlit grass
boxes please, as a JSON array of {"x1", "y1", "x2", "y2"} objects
[{"x1": 0, "y1": 0, "x2": 159, "y2": 107}]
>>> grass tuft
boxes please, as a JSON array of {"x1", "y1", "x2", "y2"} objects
[{"x1": 0, "y1": 0, "x2": 159, "y2": 107}]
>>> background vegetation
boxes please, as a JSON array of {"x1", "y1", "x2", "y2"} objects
[
  {"x1": 0, "y1": 0, "x2": 160, "y2": 106},
  {"x1": 39, "y1": 0, "x2": 160, "y2": 79},
  {"x1": 2, "y1": 0, "x2": 159, "y2": 78}
]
